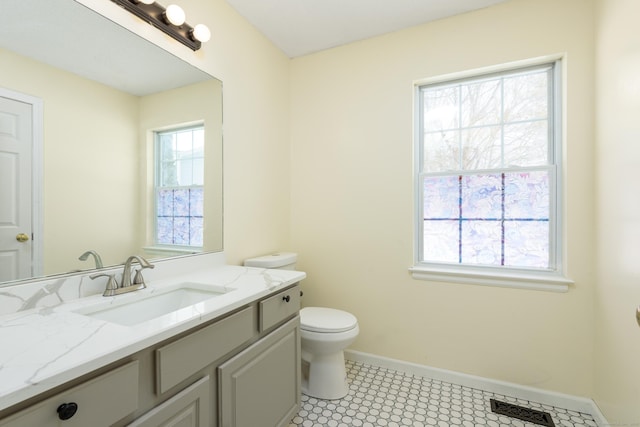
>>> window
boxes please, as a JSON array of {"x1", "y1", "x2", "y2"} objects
[
  {"x1": 413, "y1": 60, "x2": 569, "y2": 289},
  {"x1": 155, "y1": 125, "x2": 204, "y2": 248}
]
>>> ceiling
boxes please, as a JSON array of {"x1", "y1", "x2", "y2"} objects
[{"x1": 225, "y1": 0, "x2": 511, "y2": 58}]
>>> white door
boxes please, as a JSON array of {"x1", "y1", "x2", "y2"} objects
[{"x1": 0, "y1": 95, "x2": 33, "y2": 281}]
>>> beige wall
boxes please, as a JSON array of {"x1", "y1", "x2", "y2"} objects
[
  {"x1": 0, "y1": 48, "x2": 140, "y2": 274},
  {"x1": 595, "y1": 0, "x2": 640, "y2": 423},
  {"x1": 176, "y1": 0, "x2": 293, "y2": 262},
  {"x1": 290, "y1": 0, "x2": 597, "y2": 398}
]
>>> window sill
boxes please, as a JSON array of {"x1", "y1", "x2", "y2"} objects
[
  {"x1": 143, "y1": 246, "x2": 203, "y2": 256},
  {"x1": 408, "y1": 265, "x2": 573, "y2": 292}
]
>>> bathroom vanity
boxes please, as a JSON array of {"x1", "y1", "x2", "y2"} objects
[{"x1": 0, "y1": 255, "x2": 304, "y2": 427}]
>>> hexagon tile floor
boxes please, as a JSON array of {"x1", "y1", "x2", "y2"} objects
[{"x1": 288, "y1": 360, "x2": 598, "y2": 427}]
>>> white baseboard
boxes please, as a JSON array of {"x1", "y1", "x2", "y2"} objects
[{"x1": 345, "y1": 349, "x2": 608, "y2": 427}]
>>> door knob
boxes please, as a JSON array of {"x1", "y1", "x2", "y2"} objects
[
  {"x1": 16, "y1": 233, "x2": 29, "y2": 242},
  {"x1": 636, "y1": 306, "x2": 640, "y2": 328}
]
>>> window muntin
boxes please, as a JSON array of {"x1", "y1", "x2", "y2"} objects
[
  {"x1": 416, "y1": 62, "x2": 560, "y2": 273},
  {"x1": 155, "y1": 125, "x2": 204, "y2": 247}
]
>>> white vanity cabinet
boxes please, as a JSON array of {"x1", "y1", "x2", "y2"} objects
[{"x1": 0, "y1": 283, "x2": 302, "y2": 427}]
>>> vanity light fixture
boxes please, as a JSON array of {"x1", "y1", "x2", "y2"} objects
[
  {"x1": 191, "y1": 24, "x2": 211, "y2": 43},
  {"x1": 164, "y1": 4, "x2": 186, "y2": 26},
  {"x1": 111, "y1": 0, "x2": 210, "y2": 50}
]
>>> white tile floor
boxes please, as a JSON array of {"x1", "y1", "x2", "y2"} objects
[{"x1": 289, "y1": 360, "x2": 598, "y2": 427}]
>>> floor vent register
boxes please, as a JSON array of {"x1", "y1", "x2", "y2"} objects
[{"x1": 490, "y1": 399, "x2": 556, "y2": 427}]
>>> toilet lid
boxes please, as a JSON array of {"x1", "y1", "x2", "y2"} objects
[{"x1": 300, "y1": 307, "x2": 358, "y2": 333}]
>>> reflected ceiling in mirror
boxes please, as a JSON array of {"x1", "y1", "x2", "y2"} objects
[
  {"x1": 0, "y1": 0, "x2": 211, "y2": 95},
  {"x1": 0, "y1": 0, "x2": 223, "y2": 287}
]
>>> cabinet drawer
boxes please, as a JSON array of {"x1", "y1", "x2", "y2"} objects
[
  {"x1": 0, "y1": 361, "x2": 139, "y2": 427},
  {"x1": 156, "y1": 307, "x2": 255, "y2": 394},
  {"x1": 259, "y1": 285, "x2": 300, "y2": 332}
]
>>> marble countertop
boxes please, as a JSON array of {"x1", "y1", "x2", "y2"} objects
[{"x1": 0, "y1": 261, "x2": 305, "y2": 412}]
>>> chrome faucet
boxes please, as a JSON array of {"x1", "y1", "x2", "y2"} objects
[{"x1": 78, "y1": 250, "x2": 103, "y2": 269}]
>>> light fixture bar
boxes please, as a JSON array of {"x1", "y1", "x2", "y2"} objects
[{"x1": 111, "y1": 0, "x2": 201, "y2": 50}]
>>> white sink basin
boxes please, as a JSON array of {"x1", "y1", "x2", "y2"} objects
[{"x1": 74, "y1": 283, "x2": 231, "y2": 326}]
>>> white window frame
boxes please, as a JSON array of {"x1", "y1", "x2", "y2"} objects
[{"x1": 410, "y1": 56, "x2": 572, "y2": 292}]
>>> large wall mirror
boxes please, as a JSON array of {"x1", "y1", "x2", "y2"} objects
[{"x1": 0, "y1": 0, "x2": 223, "y2": 287}]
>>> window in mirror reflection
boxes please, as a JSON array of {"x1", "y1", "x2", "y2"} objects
[{"x1": 155, "y1": 125, "x2": 204, "y2": 247}]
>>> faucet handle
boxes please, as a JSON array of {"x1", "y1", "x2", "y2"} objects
[
  {"x1": 132, "y1": 269, "x2": 148, "y2": 287},
  {"x1": 132, "y1": 258, "x2": 154, "y2": 286},
  {"x1": 90, "y1": 273, "x2": 119, "y2": 297}
]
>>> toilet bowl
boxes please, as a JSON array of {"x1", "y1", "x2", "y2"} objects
[
  {"x1": 300, "y1": 307, "x2": 359, "y2": 400},
  {"x1": 243, "y1": 253, "x2": 360, "y2": 400}
]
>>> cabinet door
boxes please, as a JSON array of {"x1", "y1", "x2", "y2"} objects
[
  {"x1": 218, "y1": 317, "x2": 300, "y2": 427},
  {"x1": 127, "y1": 376, "x2": 210, "y2": 427}
]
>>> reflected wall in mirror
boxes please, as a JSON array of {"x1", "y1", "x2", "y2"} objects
[{"x1": 0, "y1": 0, "x2": 223, "y2": 287}]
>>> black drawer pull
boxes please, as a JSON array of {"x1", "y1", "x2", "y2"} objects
[
  {"x1": 282, "y1": 295, "x2": 291, "y2": 303},
  {"x1": 57, "y1": 402, "x2": 78, "y2": 420},
  {"x1": 300, "y1": 290, "x2": 304, "y2": 297}
]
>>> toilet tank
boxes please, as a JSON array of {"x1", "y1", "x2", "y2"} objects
[{"x1": 244, "y1": 252, "x2": 297, "y2": 270}]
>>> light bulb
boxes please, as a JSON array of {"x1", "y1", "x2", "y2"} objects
[
  {"x1": 191, "y1": 24, "x2": 211, "y2": 43},
  {"x1": 164, "y1": 4, "x2": 186, "y2": 26}
]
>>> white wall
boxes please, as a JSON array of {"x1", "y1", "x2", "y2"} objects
[
  {"x1": 290, "y1": 0, "x2": 596, "y2": 398},
  {"x1": 594, "y1": 0, "x2": 640, "y2": 423}
]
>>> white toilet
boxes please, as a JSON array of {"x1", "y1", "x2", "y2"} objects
[{"x1": 244, "y1": 253, "x2": 359, "y2": 400}]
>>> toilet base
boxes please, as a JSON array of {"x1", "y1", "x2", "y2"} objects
[{"x1": 301, "y1": 351, "x2": 349, "y2": 400}]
